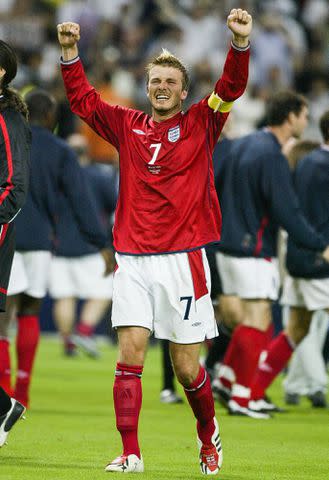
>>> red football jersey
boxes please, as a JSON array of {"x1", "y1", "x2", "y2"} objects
[{"x1": 61, "y1": 44, "x2": 249, "y2": 254}]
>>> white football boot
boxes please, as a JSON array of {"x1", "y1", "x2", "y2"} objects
[
  {"x1": 105, "y1": 454, "x2": 144, "y2": 473},
  {"x1": 197, "y1": 417, "x2": 223, "y2": 475},
  {"x1": 228, "y1": 399, "x2": 271, "y2": 419},
  {"x1": 0, "y1": 398, "x2": 26, "y2": 447}
]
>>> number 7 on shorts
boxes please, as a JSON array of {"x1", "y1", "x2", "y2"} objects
[{"x1": 180, "y1": 296, "x2": 193, "y2": 320}]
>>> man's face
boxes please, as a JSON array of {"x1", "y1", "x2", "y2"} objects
[
  {"x1": 290, "y1": 106, "x2": 309, "y2": 138},
  {"x1": 147, "y1": 65, "x2": 188, "y2": 116}
]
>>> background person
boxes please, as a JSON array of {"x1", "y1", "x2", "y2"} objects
[
  {"x1": 278, "y1": 138, "x2": 328, "y2": 408},
  {"x1": 0, "y1": 89, "x2": 114, "y2": 408},
  {"x1": 212, "y1": 91, "x2": 329, "y2": 418},
  {"x1": 0, "y1": 39, "x2": 30, "y2": 446},
  {"x1": 249, "y1": 109, "x2": 329, "y2": 409},
  {"x1": 49, "y1": 133, "x2": 118, "y2": 358}
]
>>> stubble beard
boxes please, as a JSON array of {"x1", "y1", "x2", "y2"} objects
[{"x1": 152, "y1": 99, "x2": 181, "y2": 118}]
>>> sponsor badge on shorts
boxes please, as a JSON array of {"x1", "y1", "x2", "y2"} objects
[{"x1": 168, "y1": 125, "x2": 180, "y2": 142}]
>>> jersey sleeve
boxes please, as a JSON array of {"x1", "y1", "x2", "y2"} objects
[
  {"x1": 61, "y1": 57, "x2": 129, "y2": 150},
  {"x1": 198, "y1": 43, "x2": 250, "y2": 149},
  {"x1": 0, "y1": 113, "x2": 30, "y2": 225},
  {"x1": 262, "y1": 153, "x2": 327, "y2": 251}
]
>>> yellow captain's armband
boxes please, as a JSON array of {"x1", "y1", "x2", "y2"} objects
[{"x1": 208, "y1": 92, "x2": 234, "y2": 113}]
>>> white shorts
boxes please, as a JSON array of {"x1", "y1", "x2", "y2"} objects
[
  {"x1": 281, "y1": 274, "x2": 329, "y2": 311},
  {"x1": 111, "y1": 249, "x2": 218, "y2": 343},
  {"x1": 8, "y1": 250, "x2": 52, "y2": 298},
  {"x1": 215, "y1": 252, "x2": 280, "y2": 300},
  {"x1": 48, "y1": 253, "x2": 113, "y2": 300}
]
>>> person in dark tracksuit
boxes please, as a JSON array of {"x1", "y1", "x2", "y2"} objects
[
  {"x1": 48, "y1": 133, "x2": 118, "y2": 358},
  {"x1": 0, "y1": 40, "x2": 29, "y2": 449},
  {"x1": 0, "y1": 89, "x2": 114, "y2": 409},
  {"x1": 212, "y1": 91, "x2": 329, "y2": 418},
  {"x1": 204, "y1": 137, "x2": 240, "y2": 381},
  {"x1": 250, "y1": 110, "x2": 329, "y2": 408}
]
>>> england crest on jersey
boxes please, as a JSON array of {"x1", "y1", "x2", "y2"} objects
[{"x1": 168, "y1": 125, "x2": 180, "y2": 142}]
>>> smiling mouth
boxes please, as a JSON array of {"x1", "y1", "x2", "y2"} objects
[{"x1": 156, "y1": 95, "x2": 170, "y2": 101}]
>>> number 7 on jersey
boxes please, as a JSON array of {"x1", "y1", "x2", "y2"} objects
[{"x1": 149, "y1": 143, "x2": 161, "y2": 165}]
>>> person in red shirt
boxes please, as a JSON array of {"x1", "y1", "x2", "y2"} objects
[{"x1": 57, "y1": 8, "x2": 252, "y2": 475}]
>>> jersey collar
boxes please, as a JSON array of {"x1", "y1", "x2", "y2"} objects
[{"x1": 149, "y1": 111, "x2": 184, "y2": 130}]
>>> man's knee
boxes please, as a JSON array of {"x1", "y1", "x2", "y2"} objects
[
  {"x1": 19, "y1": 294, "x2": 42, "y2": 316},
  {"x1": 173, "y1": 362, "x2": 199, "y2": 387},
  {"x1": 119, "y1": 347, "x2": 145, "y2": 365},
  {"x1": 287, "y1": 322, "x2": 310, "y2": 345},
  {"x1": 243, "y1": 299, "x2": 272, "y2": 330},
  {"x1": 170, "y1": 342, "x2": 201, "y2": 387},
  {"x1": 117, "y1": 327, "x2": 149, "y2": 365},
  {"x1": 287, "y1": 308, "x2": 312, "y2": 345},
  {"x1": 219, "y1": 295, "x2": 244, "y2": 329}
]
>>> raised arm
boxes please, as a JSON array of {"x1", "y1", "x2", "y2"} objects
[
  {"x1": 209, "y1": 9, "x2": 252, "y2": 110},
  {"x1": 204, "y1": 9, "x2": 252, "y2": 146},
  {"x1": 57, "y1": 22, "x2": 127, "y2": 150}
]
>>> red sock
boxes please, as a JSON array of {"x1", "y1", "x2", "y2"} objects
[
  {"x1": 0, "y1": 338, "x2": 11, "y2": 394},
  {"x1": 218, "y1": 331, "x2": 240, "y2": 391},
  {"x1": 184, "y1": 366, "x2": 216, "y2": 446},
  {"x1": 113, "y1": 362, "x2": 143, "y2": 458},
  {"x1": 251, "y1": 332, "x2": 294, "y2": 400},
  {"x1": 219, "y1": 325, "x2": 267, "y2": 404},
  {"x1": 15, "y1": 314, "x2": 40, "y2": 407},
  {"x1": 222, "y1": 326, "x2": 268, "y2": 407},
  {"x1": 76, "y1": 322, "x2": 94, "y2": 337}
]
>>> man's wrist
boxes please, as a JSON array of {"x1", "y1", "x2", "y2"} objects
[
  {"x1": 232, "y1": 35, "x2": 249, "y2": 49},
  {"x1": 61, "y1": 45, "x2": 79, "y2": 62}
]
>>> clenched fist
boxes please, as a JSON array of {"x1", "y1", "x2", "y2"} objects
[
  {"x1": 57, "y1": 22, "x2": 80, "y2": 49},
  {"x1": 57, "y1": 22, "x2": 80, "y2": 61},
  {"x1": 227, "y1": 8, "x2": 252, "y2": 47}
]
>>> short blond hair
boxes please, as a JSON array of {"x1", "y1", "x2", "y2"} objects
[{"x1": 146, "y1": 49, "x2": 189, "y2": 91}]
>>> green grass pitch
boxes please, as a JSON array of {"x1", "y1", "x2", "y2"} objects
[{"x1": 1, "y1": 337, "x2": 328, "y2": 479}]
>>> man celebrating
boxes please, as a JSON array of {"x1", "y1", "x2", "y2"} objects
[{"x1": 57, "y1": 8, "x2": 252, "y2": 475}]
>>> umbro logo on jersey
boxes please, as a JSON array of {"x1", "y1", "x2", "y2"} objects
[
  {"x1": 132, "y1": 129, "x2": 146, "y2": 135},
  {"x1": 168, "y1": 125, "x2": 180, "y2": 142},
  {"x1": 259, "y1": 363, "x2": 273, "y2": 373}
]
